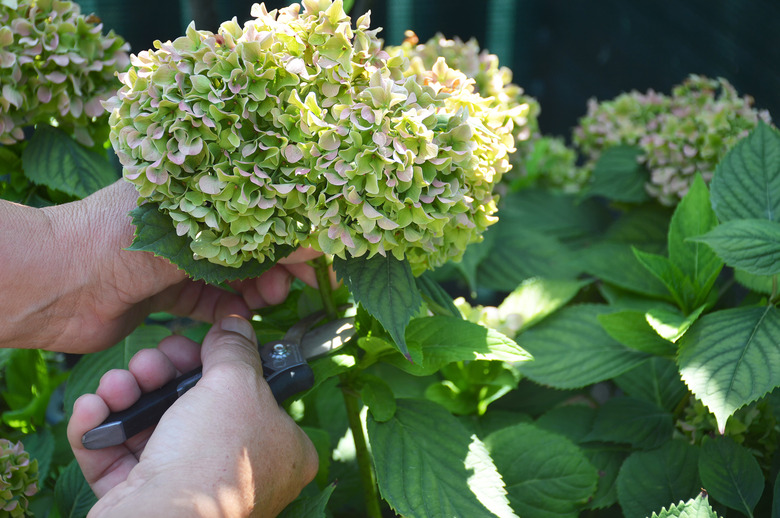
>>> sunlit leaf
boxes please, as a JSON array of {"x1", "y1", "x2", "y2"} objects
[
  {"x1": 649, "y1": 492, "x2": 722, "y2": 518},
  {"x1": 598, "y1": 310, "x2": 677, "y2": 357},
  {"x1": 486, "y1": 422, "x2": 598, "y2": 517},
  {"x1": 516, "y1": 305, "x2": 649, "y2": 388},
  {"x1": 677, "y1": 306, "x2": 780, "y2": 432},
  {"x1": 367, "y1": 399, "x2": 516, "y2": 518},
  {"x1": 692, "y1": 219, "x2": 780, "y2": 276}
]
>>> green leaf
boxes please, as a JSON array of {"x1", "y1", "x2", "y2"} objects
[
  {"x1": 584, "y1": 145, "x2": 650, "y2": 202},
  {"x1": 23, "y1": 428, "x2": 54, "y2": 483},
  {"x1": 498, "y1": 188, "x2": 612, "y2": 243},
  {"x1": 734, "y1": 268, "x2": 776, "y2": 295},
  {"x1": 299, "y1": 426, "x2": 331, "y2": 489},
  {"x1": 385, "y1": 316, "x2": 530, "y2": 376},
  {"x1": 535, "y1": 405, "x2": 597, "y2": 444},
  {"x1": 277, "y1": 482, "x2": 336, "y2": 518},
  {"x1": 358, "y1": 374, "x2": 396, "y2": 422},
  {"x1": 485, "y1": 422, "x2": 598, "y2": 517},
  {"x1": 333, "y1": 253, "x2": 421, "y2": 358},
  {"x1": 515, "y1": 305, "x2": 650, "y2": 389},
  {"x1": 476, "y1": 228, "x2": 581, "y2": 291},
  {"x1": 582, "y1": 243, "x2": 671, "y2": 300},
  {"x1": 677, "y1": 306, "x2": 780, "y2": 433},
  {"x1": 367, "y1": 399, "x2": 517, "y2": 518},
  {"x1": 604, "y1": 204, "x2": 672, "y2": 247},
  {"x1": 614, "y1": 357, "x2": 688, "y2": 412},
  {"x1": 649, "y1": 492, "x2": 722, "y2": 518},
  {"x1": 598, "y1": 310, "x2": 677, "y2": 356},
  {"x1": 773, "y1": 473, "x2": 780, "y2": 518},
  {"x1": 63, "y1": 324, "x2": 171, "y2": 418},
  {"x1": 692, "y1": 219, "x2": 780, "y2": 276},
  {"x1": 668, "y1": 174, "x2": 723, "y2": 305},
  {"x1": 634, "y1": 248, "x2": 695, "y2": 311},
  {"x1": 584, "y1": 397, "x2": 673, "y2": 450},
  {"x1": 698, "y1": 435, "x2": 763, "y2": 517},
  {"x1": 646, "y1": 305, "x2": 707, "y2": 342},
  {"x1": 54, "y1": 459, "x2": 97, "y2": 518},
  {"x1": 128, "y1": 203, "x2": 290, "y2": 284},
  {"x1": 498, "y1": 277, "x2": 591, "y2": 332},
  {"x1": 710, "y1": 121, "x2": 780, "y2": 223},
  {"x1": 415, "y1": 272, "x2": 461, "y2": 318},
  {"x1": 616, "y1": 440, "x2": 701, "y2": 518},
  {"x1": 21, "y1": 125, "x2": 116, "y2": 198}
]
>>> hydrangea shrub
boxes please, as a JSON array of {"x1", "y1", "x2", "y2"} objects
[
  {"x1": 388, "y1": 31, "x2": 542, "y2": 189},
  {"x1": 108, "y1": 0, "x2": 517, "y2": 275},
  {"x1": 574, "y1": 75, "x2": 772, "y2": 205},
  {"x1": 0, "y1": 0, "x2": 130, "y2": 146},
  {"x1": 0, "y1": 439, "x2": 37, "y2": 518}
]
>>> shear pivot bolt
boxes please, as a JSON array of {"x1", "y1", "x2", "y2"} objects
[{"x1": 271, "y1": 343, "x2": 289, "y2": 359}]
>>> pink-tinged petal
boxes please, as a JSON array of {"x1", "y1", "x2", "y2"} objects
[
  {"x1": 49, "y1": 54, "x2": 69, "y2": 67},
  {"x1": 419, "y1": 195, "x2": 435, "y2": 203},
  {"x1": 199, "y1": 175, "x2": 223, "y2": 194},
  {"x1": 257, "y1": 196, "x2": 276, "y2": 209},
  {"x1": 272, "y1": 183, "x2": 296, "y2": 194},
  {"x1": 37, "y1": 86, "x2": 52, "y2": 104},
  {"x1": 295, "y1": 167, "x2": 310, "y2": 176},
  {"x1": 377, "y1": 217, "x2": 399, "y2": 230},
  {"x1": 284, "y1": 144, "x2": 303, "y2": 163},
  {"x1": 46, "y1": 71, "x2": 68, "y2": 84},
  {"x1": 397, "y1": 166, "x2": 413, "y2": 182},
  {"x1": 324, "y1": 172, "x2": 347, "y2": 185},
  {"x1": 180, "y1": 138, "x2": 203, "y2": 156},
  {"x1": 84, "y1": 97, "x2": 106, "y2": 117},
  {"x1": 146, "y1": 166, "x2": 169, "y2": 185},
  {"x1": 362, "y1": 203, "x2": 382, "y2": 219},
  {"x1": 168, "y1": 150, "x2": 185, "y2": 165},
  {"x1": 372, "y1": 132, "x2": 387, "y2": 147},
  {"x1": 253, "y1": 166, "x2": 270, "y2": 179},
  {"x1": 360, "y1": 106, "x2": 375, "y2": 123},
  {"x1": 176, "y1": 222, "x2": 190, "y2": 236}
]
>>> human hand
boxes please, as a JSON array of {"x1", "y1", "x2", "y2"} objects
[
  {"x1": 0, "y1": 180, "x2": 334, "y2": 353},
  {"x1": 67, "y1": 315, "x2": 319, "y2": 518}
]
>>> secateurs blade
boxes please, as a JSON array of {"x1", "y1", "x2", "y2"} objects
[{"x1": 81, "y1": 310, "x2": 355, "y2": 450}]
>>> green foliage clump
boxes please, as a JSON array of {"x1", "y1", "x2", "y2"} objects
[
  {"x1": 388, "y1": 31, "x2": 545, "y2": 189},
  {"x1": 0, "y1": 0, "x2": 129, "y2": 147},
  {"x1": 0, "y1": 439, "x2": 37, "y2": 518},
  {"x1": 574, "y1": 75, "x2": 771, "y2": 205},
  {"x1": 108, "y1": 0, "x2": 517, "y2": 274}
]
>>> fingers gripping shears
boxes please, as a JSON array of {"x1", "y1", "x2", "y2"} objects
[{"x1": 81, "y1": 310, "x2": 355, "y2": 450}]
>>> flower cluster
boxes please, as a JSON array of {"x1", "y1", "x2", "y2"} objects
[
  {"x1": 0, "y1": 0, "x2": 129, "y2": 146},
  {"x1": 453, "y1": 297, "x2": 523, "y2": 339},
  {"x1": 108, "y1": 0, "x2": 516, "y2": 274},
  {"x1": 0, "y1": 439, "x2": 37, "y2": 518},
  {"x1": 574, "y1": 75, "x2": 771, "y2": 205},
  {"x1": 388, "y1": 31, "x2": 540, "y2": 187},
  {"x1": 510, "y1": 135, "x2": 585, "y2": 193}
]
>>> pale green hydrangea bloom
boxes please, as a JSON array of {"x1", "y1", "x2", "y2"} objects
[
  {"x1": 574, "y1": 75, "x2": 771, "y2": 205},
  {"x1": 453, "y1": 297, "x2": 523, "y2": 339},
  {"x1": 108, "y1": 0, "x2": 516, "y2": 274},
  {"x1": 0, "y1": 0, "x2": 129, "y2": 146},
  {"x1": 388, "y1": 32, "x2": 541, "y2": 189},
  {"x1": 0, "y1": 439, "x2": 37, "y2": 518}
]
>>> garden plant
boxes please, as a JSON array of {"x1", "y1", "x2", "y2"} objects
[{"x1": 2, "y1": 0, "x2": 780, "y2": 517}]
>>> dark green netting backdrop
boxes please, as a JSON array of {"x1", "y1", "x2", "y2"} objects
[{"x1": 77, "y1": 0, "x2": 780, "y2": 138}]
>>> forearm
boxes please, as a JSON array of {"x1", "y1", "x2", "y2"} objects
[{"x1": 0, "y1": 198, "x2": 76, "y2": 349}]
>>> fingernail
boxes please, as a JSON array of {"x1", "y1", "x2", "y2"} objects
[{"x1": 220, "y1": 316, "x2": 255, "y2": 342}]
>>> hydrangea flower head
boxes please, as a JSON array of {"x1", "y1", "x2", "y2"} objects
[
  {"x1": 108, "y1": 1, "x2": 516, "y2": 274},
  {"x1": 574, "y1": 75, "x2": 771, "y2": 205},
  {"x1": 388, "y1": 31, "x2": 540, "y2": 188},
  {"x1": 0, "y1": 0, "x2": 129, "y2": 146},
  {"x1": 0, "y1": 439, "x2": 37, "y2": 518}
]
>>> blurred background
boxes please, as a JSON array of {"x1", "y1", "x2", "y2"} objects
[{"x1": 74, "y1": 0, "x2": 780, "y2": 137}]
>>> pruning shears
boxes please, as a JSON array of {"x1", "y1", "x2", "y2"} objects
[{"x1": 81, "y1": 310, "x2": 355, "y2": 450}]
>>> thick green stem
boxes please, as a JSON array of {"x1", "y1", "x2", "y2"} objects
[
  {"x1": 341, "y1": 380, "x2": 383, "y2": 518},
  {"x1": 313, "y1": 254, "x2": 382, "y2": 517},
  {"x1": 312, "y1": 255, "x2": 338, "y2": 321}
]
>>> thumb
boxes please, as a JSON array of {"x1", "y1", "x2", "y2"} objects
[{"x1": 200, "y1": 315, "x2": 261, "y2": 376}]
